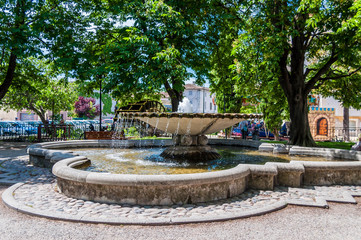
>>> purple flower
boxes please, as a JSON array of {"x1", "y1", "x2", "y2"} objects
[{"x1": 74, "y1": 97, "x2": 100, "y2": 119}]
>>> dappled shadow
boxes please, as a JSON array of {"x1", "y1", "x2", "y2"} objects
[{"x1": 0, "y1": 141, "x2": 32, "y2": 150}]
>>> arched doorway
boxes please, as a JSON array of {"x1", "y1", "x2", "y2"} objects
[{"x1": 317, "y1": 118, "x2": 328, "y2": 136}]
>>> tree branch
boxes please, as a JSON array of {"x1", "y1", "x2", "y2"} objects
[
  {"x1": 304, "y1": 47, "x2": 338, "y2": 94},
  {"x1": 318, "y1": 66, "x2": 361, "y2": 81},
  {"x1": 278, "y1": 48, "x2": 291, "y2": 99}
]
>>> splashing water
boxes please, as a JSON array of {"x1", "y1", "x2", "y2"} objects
[{"x1": 177, "y1": 97, "x2": 193, "y2": 113}]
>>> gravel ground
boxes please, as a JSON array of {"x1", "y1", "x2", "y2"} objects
[{"x1": 0, "y1": 142, "x2": 361, "y2": 240}]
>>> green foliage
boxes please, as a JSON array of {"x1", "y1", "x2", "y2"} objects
[
  {"x1": 316, "y1": 141, "x2": 355, "y2": 150},
  {"x1": 72, "y1": 0, "x2": 210, "y2": 111},
  {"x1": 0, "y1": 58, "x2": 79, "y2": 124},
  {"x1": 56, "y1": 129, "x2": 65, "y2": 139},
  {"x1": 125, "y1": 126, "x2": 139, "y2": 137},
  {"x1": 261, "y1": 140, "x2": 355, "y2": 150},
  {"x1": 219, "y1": 0, "x2": 361, "y2": 146},
  {"x1": 27, "y1": 135, "x2": 37, "y2": 142},
  {"x1": 69, "y1": 128, "x2": 84, "y2": 140},
  {"x1": 0, "y1": 0, "x2": 91, "y2": 100},
  {"x1": 101, "y1": 94, "x2": 113, "y2": 115},
  {"x1": 316, "y1": 72, "x2": 361, "y2": 109}
]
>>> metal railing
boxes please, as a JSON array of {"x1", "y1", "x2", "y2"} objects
[
  {"x1": 0, "y1": 122, "x2": 92, "y2": 142},
  {"x1": 1, "y1": 121, "x2": 360, "y2": 143},
  {"x1": 312, "y1": 126, "x2": 361, "y2": 142}
]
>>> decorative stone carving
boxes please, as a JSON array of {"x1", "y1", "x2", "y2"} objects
[{"x1": 197, "y1": 135, "x2": 208, "y2": 146}]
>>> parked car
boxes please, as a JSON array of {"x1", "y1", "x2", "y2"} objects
[
  {"x1": 0, "y1": 122, "x2": 17, "y2": 135},
  {"x1": 17, "y1": 122, "x2": 38, "y2": 134}
]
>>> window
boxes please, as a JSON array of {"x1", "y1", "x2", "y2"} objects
[
  {"x1": 189, "y1": 90, "x2": 192, "y2": 96},
  {"x1": 210, "y1": 102, "x2": 212, "y2": 110}
]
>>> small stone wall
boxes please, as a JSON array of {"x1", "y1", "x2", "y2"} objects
[{"x1": 27, "y1": 140, "x2": 361, "y2": 206}]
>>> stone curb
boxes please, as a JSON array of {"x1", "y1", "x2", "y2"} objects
[{"x1": 2, "y1": 183, "x2": 288, "y2": 225}]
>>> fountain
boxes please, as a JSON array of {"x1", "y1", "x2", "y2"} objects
[
  {"x1": 114, "y1": 112, "x2": 261, "y2": 161},
  {"x1": 177, "y1": 97, "x2": 193, "y2": 113},
  {"x1": 25, "y1": 107, "x2": 361, "y2": 207}
]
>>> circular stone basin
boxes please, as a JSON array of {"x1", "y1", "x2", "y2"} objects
[
  {"x1": 28, "y1": 140, "x2": 361, "y2": 206},
  {"x1": 72, "y1": 146, "x2": 342, "y2": 175}
]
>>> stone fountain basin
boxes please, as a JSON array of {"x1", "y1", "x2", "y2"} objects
[
  {"x1": 28, "y1": 140, "x2": 361, "y2": 206},
  {"x1": 118, "y1": 112, "x2": 262, "y2": 135},
  {"x1": 53, "y1": 157, "x2": 250, "y2": 205}
]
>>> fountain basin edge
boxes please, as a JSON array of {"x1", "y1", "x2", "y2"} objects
[
  {"x1": 53, "y1": 157, "x2": 250, "y2": 205},
  {"x1": 27, "y1": 140, "x2": 361, "y2": 205}
]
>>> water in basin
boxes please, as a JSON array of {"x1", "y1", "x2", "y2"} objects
[{"x1": 71, "y1": 146, "x2": 341, "y2": 175}]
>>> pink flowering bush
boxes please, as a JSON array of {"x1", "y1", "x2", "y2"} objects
[{"x1": 74, "y1": 97, "x2": 100, "y2": 119}]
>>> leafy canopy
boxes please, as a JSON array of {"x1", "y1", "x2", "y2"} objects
[{"x1": 0, "y1": 58, "x2": 78, "y2": 122}]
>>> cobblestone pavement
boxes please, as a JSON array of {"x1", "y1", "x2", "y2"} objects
[
  {"x1": 7, "y1": 181, "x2": 361, "y2": 224},
  {"x1": 1, "y1": 143, "x2": 361, "y2": 225},
  {"x1": 0, "y1": 151, "x2": 54, "y2": 185}
]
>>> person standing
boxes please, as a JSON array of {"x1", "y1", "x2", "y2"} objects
[{"x1": 240, "y1": 120, "x2": 248, "y2": 140}]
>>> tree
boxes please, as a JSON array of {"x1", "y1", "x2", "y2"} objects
[
  {"x1": 230, "y1": 0, "x2": 361, "y2": 146},
  {"x1": 73, "y1": 0, "x2": 210, "y2": 112},
  {"x1": 0, "y1": 0, "x2": 90, "y2": 101},
  {"x1": 0, "y1": 58, "x2": 78, "y2": 125},
  {"x1": 74, "y1": 97, "x2": 100, "y2": 119}
]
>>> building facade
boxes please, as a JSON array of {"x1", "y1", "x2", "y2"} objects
[
  {"x1": 308, "y1": 95, "x2": 361, "y2": 141},
  {"x1": 182, "y1": 84, "x2": 217, "y2": 113}
]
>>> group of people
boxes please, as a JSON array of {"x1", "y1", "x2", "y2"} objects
[{"x1": 239, "y1": 120, "x2": 263, "y2": 140}]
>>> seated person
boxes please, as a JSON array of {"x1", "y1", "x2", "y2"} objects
[{"x1": 351, "y1": 134, "x2": 361, "y2": 151}]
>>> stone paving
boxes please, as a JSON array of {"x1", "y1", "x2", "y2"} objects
[
  {"x1": 1, "y1": 149, "x2": 361, "y2": 224},
  {"x1": 0, "y1": 154, "x2": 54, "y2": 185}
]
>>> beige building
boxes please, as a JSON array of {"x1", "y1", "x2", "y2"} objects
[
  {"x1": 0, "y1": 109, "x2": 17, "y2": 121},
  {"x1": 308, "y1": 95, "x2": 361, "y2": 141},
  {"x1": 0, "y1": 109, "x2": 71, "y2": 121},
  {"x1": 160, "y1": 84, "x2": 217, "y2": 113}
]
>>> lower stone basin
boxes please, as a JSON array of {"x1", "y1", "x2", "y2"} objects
[{"x1": 28, "y1": 139, "x2": 361, "y2": 206}]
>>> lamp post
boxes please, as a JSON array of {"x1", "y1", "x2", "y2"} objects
[{"x1": 99, "y1": 78, "x2": 102, "y2": 131}]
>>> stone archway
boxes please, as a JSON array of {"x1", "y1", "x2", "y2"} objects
[{"x1": 308, "y1": 109, "x2": 335, "y2": 141}]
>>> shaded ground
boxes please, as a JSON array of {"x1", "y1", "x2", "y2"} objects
[{"x1": 0, "y1": 142, "x2": 361, "y2": 240}]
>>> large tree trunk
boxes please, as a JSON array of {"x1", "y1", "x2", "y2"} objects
[
  {"x1": 0, "y1": 52, "x2": 17, "y2": 100},
  {"x1": 1, "y1": 0, "x2": 26, "y2": 101},
  {"x1": 343, "y1": 106, "x2": 350, "y2": 142},
  {"x1": 288, "y1": 92, "x2": 316, "y2": 146},
  {"x1": 30, "y1": 106, "x2": 51, "y2": 135},
  {"x1": 169, "y1": 90, "x2": 182, "y2": 112},
  {"x1": 277, "y1": 27, "x2": 317, "y2": 147}
]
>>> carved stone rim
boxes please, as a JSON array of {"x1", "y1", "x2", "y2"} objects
[{"x1": 114, "y1": 112, "x2": 263, "y2": 120}]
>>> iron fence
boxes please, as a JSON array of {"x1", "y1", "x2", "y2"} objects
[
  {"x1": 310, "y1": 126, "x2": 361, "y2": 142},
  {"x1": 0, "y1": 121, "x2": 360, "y2": 143},
  {"x1": 0, "y1": 122, "x2": 94, "y2": 142}
]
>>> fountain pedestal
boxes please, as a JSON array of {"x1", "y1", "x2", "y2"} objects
[{"x1": 160, "y1": 135, "x2": 221, "y2": 161}]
